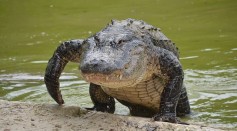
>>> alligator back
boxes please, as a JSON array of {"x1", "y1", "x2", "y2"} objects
[{"x1": 114, "y1": 19, "x2": 179, "y2": 58}]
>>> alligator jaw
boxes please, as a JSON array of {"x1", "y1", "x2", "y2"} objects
[{"x1": 82, "y1": 73, "x2": 124, "y2": 83}]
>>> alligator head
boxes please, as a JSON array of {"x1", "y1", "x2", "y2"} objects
[
  {"x1": 80, "y1": 20, "x2": 152, "y2": 88},
  {"x1": 45, "y1": 19, "x2": 154, "y2": 104}
]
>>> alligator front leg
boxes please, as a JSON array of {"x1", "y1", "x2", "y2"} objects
[
  {"x1": 86, "y1": 83, "x2": 115, "y2": 113},
  {"x1": 153, "y1": 76, "x2": 183, "y2": 123},
  {"x1": 152, "y1": 47, "x2": 185, "y2": 123},
  {"x1": 44, "y1": 40, "x2": 84, "y2": 105}
]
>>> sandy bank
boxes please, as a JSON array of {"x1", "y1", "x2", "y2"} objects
[{"x1": 0, "y1": 100, "x2": 222, "y2": 131}]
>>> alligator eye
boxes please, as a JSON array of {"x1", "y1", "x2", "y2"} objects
[
  {"x1": 94, "y1": 36, "x2": 100, "y2": 45},
  {"x1": 96, "y1": 35, "x2": 102, "y2": 41},
  {"x1": 118, "y1": 40, "x2": 125, "y2": 44}
]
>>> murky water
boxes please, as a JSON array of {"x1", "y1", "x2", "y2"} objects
[
  {"x1": 0, "y1": 68, "x2": 236, "y2": 129},
  {"x1": 0, "y1": 0, "x2": 236, "y2": 130}
]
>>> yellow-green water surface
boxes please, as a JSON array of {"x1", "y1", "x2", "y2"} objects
[{"x1": 0, "y1": 0, "x2": 236, "y2": 129}]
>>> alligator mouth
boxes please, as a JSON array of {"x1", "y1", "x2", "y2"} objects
[
  {"x1": 82, "y1": 73, "x2": 123, "y2": 84},
  {"x1": 81, "y1": 70, "x2": 145, "y2": 88},
  {"x1": 81, "y1": 72, "x2": 142, "y2": 88}
]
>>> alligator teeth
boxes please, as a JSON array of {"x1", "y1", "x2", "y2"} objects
[
  {"x1": 86, "y1": 76, "x2": 89, "y2": 80},
  {"x1": 119, "y1": 75, "x2": 123, "y2": 80}
]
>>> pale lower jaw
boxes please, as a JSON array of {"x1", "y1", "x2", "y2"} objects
[
  {"x1": 81, "y1": 74, "x2": 136, "y2": 88},
  {"x1": 82, "y1": 73, "x2": 124, "y2": 82}
]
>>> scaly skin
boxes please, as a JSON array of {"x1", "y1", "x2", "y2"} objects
[{"x1": 44, "y1": 18, "x2": 190, "y2": 124}]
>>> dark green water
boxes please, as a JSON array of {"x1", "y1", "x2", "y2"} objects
[{"x1": 0, "y1": 0, "x2": 236, "y2": 129}]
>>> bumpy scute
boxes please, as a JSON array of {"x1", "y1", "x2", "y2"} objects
[{"x1": 110, "y1": 19, "x2": 179, "y2": 57}]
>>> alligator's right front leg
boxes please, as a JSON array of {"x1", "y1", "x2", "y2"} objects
[
  {"x1": 86, "y1": 83, "x2": 115, "y2": 113},
  {"x1": 44, "y1": 39, "x2": 84, "y2": 105}
]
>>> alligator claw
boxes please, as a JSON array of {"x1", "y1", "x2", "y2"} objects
[
  {"x1": 153, "y1": 114, "x2": 181, "y2": 124},
  {"x1": 85, "y1": 107, "x2": 95, "y2": 110},
  {"x1": 153, "y1": 114, "x2": 189, "y2": 125},
  {"x1": 85, "y1": 104, "x2": 114, "y2": 113}
]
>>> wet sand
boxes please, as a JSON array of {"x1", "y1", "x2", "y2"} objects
[{"x1": 0, "y1": 100, "x2": 222, "y2": 131}]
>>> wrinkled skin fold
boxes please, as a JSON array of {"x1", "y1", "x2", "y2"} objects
[{"x1": 44, "y1": 19, "x2": 190, "y2": 124}]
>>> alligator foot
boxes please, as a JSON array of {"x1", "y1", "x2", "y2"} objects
[
  {"x1": 87, "y1": 83, "x2": 115, "y2": 113},
  {"x1": 86, "y1": 103, "x2": 115, "y2": 113},
  {"x1": 153, "y1": 114, "x2": 189, "y2": 125}
]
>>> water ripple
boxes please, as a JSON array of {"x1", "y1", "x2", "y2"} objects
[
  {"x1": 0, "y1": 68, "x2": 236, "y2": 129},
  {"x1": 180, "y1": 56, "x2": 199, "y2": 60}
]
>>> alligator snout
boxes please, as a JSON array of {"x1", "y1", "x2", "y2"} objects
[{"x1": 80, "y1": 59, "x2": 116, "y2": 75}]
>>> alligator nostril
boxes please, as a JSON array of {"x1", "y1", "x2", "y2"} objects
[
  {"x1": 124, "y1": 62, "x2": 130, "y2": 70},
  {"x1": 93, "y1": 63, "x2": 98, "y2": 67},
  {"x1": 81, "y1": 59, "x2": 106, "y2": 73}
]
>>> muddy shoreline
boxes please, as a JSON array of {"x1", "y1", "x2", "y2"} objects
[{"x1": 0, "y1": 100, "x2": 222, "y2": 131}]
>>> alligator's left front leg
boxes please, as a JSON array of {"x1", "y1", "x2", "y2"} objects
[{"x1": 152, "y1": 47, "x2": 185, "y2": 123}]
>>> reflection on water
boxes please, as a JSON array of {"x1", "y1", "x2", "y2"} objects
[
  {"x1": 180, "y1": 56, "x2": 199, "y2": 60},
  {"x1": 0, "y1": 69, "x2": 236, "y2": 129},
  {"x1": 185, "y1": 69, "x2": 237, "y2": 129},
  {"x1": 30, "y1": 61, "x2": 48, "y2": 64}
]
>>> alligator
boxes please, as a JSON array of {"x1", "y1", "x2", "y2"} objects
[{"x1": 44, "y1": 18, "x2": 190, "y2": 123}]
